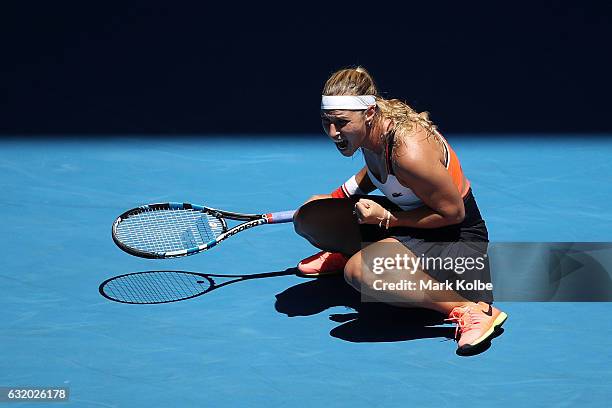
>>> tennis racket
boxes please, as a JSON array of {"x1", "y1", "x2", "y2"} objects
[
  {"x1": 99, "y1": 269, "x2": 295, "y2": 304},
  {"x1": 112, "y1": 202, "x2": 296, "y2": 259}
]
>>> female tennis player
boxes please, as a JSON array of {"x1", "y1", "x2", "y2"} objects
[{"x1": 293, "y1": 66, "x2": 507, "y2": 354}]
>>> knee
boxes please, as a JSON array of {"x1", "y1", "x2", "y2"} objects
[
  {"x1": 344, "y1": 253, "x2": 363, "y2": 288},
  {"x1": 293, "y1": 199, "x2": 324, "y2": 237}
]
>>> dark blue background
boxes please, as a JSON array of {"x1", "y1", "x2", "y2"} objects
[{"x1": 2, "y1": 1, "x2": 611, "y2": 134}]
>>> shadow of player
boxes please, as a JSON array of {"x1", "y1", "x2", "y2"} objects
[{"x1": 275, "y1": 274, "x2": 457, "y2": 344}]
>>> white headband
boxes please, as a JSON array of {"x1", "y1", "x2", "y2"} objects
[{"x1": 320, "y1": 95, "x2": 376, "y2": 110}]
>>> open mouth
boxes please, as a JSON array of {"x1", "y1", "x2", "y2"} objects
[{"x1": 334, "y1": 139, "x2": 349, "y2": 151}]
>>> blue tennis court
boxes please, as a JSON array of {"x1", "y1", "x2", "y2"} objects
[{"x1": 1, "y1": 135, "x2": 611, "y2": 407}]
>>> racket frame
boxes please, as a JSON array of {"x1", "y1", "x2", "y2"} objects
[{"x1": 112, "y1": 202, "x2": 288, "y2": 259}]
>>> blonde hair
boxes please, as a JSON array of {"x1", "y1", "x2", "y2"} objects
[
  {"x1": 322, "y1": 66, "x2": 438, "y2": 139},
  {"x1": 322, "y1": 66, "x2": 378, "y2": 97}
]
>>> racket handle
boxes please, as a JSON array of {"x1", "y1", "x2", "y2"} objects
[{"x1": 265, "y1": 210, "x2": 296, "y2": 224}]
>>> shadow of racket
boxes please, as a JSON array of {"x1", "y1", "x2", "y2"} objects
[{"x1": 99, "y1": 268, "x2": 297, "y2": 304}]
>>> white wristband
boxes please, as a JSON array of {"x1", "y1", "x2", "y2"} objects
[{"x1": 342, "y1": 175, "x2": 366, "y2": 197}]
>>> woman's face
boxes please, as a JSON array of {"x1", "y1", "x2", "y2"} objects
[{"x1": 321, "y1": 110, "x2": 366, "y2": 156}]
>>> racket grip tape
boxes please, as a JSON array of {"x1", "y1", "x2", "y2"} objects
[{"x1": 265, "y1": 210, "x2": 296, "y2": 224}]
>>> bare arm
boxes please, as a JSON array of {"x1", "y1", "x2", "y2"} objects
[
  {"x1": 354, "y1": 165, "x2": 376, "y2": 194},
  {"x1": 388, "y1": 139, "x2": 465, "y2": 228}
]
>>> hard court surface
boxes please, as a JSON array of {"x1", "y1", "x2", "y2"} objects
[{"x1": 1, "y1": 135, "x2": 610, "y2": 407}]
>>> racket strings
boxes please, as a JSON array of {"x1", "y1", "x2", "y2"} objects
[
  {"x1": 115, "y1": 208, "x2": 225, "y2": 254},
  {"x1": 102, "y1": 272, "x2": 211, "y2": 304}
]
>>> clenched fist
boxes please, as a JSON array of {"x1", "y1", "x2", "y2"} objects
[{"x1": 354, "y1": 198, "x2": 389, "y2": 225}]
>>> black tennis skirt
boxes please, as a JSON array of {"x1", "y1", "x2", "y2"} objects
[{"x1": 355, "y1": 188, "x2": 493, "y2": 303}]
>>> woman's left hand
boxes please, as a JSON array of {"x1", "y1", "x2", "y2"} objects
[{"x1": 354, "y1": 198, "x2": 388, "y2": 225}]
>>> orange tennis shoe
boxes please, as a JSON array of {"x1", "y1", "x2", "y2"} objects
[
  {"x1": 297, "y1": 251, "x2": 348, "y2": 277},
  {"x1": 446, "y1": 302, "x2": 508, "y2": 355}
]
